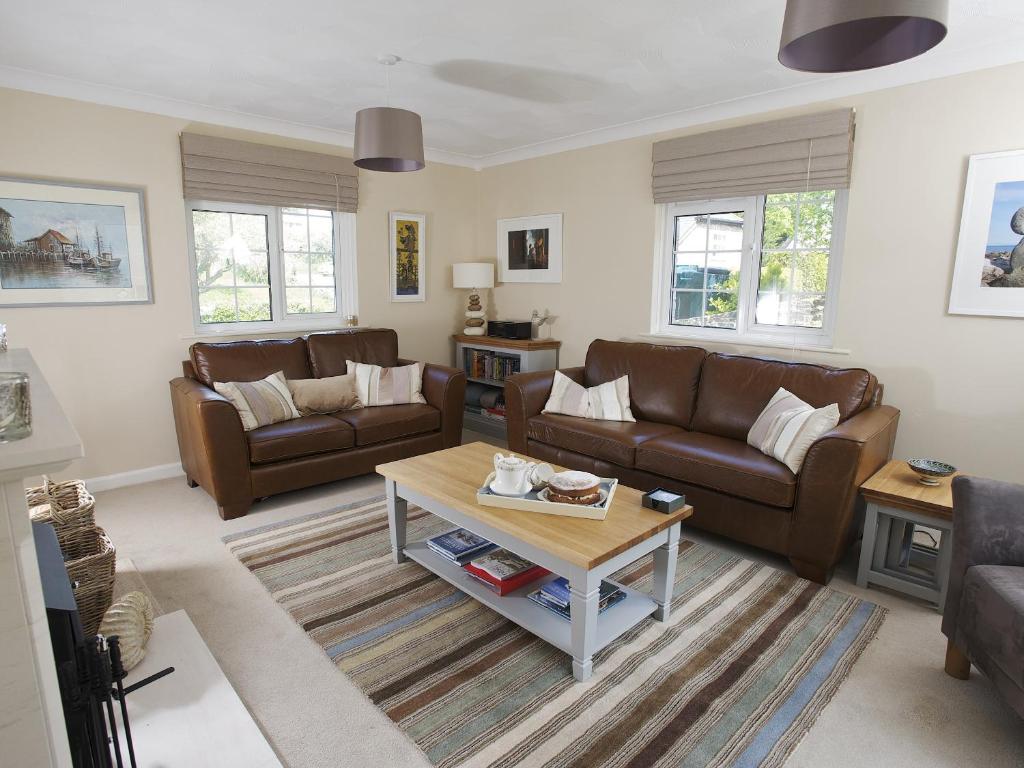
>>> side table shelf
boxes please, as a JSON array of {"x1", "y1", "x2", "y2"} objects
[{"x1": 452, "y1": 334, "x2": 560, "y2": 438}]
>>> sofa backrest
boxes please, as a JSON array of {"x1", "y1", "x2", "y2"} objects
[
  {"x1": 190, "y1": 338, "x2": 311, "y2": 388},
  {"x1": 691, "y1": 353, "x2": 878, "y2": 441},
  {"x1": 307, "y1": 329, "x2": 399, "y2": 377},
  {"x1": 584, "y1": 340, "x2": 706, "y2": 428}
]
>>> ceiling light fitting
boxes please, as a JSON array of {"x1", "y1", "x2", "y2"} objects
[{"x1": 353, "y1": 54, "x2": 425, "y2": 172}]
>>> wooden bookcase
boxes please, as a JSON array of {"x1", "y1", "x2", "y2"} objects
[{"x1": 452, "y1": 334, "x2": 560, "y2": 438}]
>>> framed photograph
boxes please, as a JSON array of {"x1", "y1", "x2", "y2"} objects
[
  {"x1": 0, "y1": 177, "x2": 151, "y2": 307},
  {"x1": 497, "y1": 213, "x2": 563, "y2": 283},
  {"x1": 389, "y1": 211, "x2": 426, "y2": 302},
  {"x1": 949, "y1": 150, "x2": 1024, "y2": 317}
]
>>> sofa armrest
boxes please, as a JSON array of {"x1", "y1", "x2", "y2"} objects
[
  {"x1": 942, "y1": 476, "x2": 1024, "y2": 639},
  {"x1": 505, "y1": 367, "x2": 584, "y2": 454},
  {"x1": 169, "y1": 377, "x2": 252, "y2": 516},
  {"x1": 399, "y1": 359, "x2": 467, "y2": 448},
  {"x1": 787, "y1": 404, "x2": 900, "y2": 581}
]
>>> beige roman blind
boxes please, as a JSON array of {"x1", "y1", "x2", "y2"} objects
[
  {"x1": 180, "y1": 133, "x2": 358, "y2": 212},
  {"x1": 651, "y1": 109, "x2": 854, "y2": 204}
]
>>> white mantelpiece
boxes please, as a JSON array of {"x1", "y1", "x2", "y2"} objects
[{"x1": 0, "y1": 349, "x2": 83, "y2": 768}]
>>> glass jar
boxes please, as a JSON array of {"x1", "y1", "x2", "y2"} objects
[{"x1": 0, "y1": 372, "x2": 31, "y2": 442}]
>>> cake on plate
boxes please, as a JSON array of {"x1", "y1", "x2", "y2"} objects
[{"x1": 546, "y1": 470, "x2": 602, "y2": 505}]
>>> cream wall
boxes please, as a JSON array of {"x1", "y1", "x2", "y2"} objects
[
  {"x1": 0, "y1": 87, "x2": 476, "y2": 479},
  {"x1": 475, "y1": 63, "x2": 1024, "y2": 482}
]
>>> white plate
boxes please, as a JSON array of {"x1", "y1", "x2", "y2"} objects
[
  {"x1": 488, "y1": 480, "x2": 530, "y2": 497},
  {"x1": 537, "y1": 487, "x2": 608, "y2": 507}
]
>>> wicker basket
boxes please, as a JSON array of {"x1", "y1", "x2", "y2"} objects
[
  {"x1": 64, "y1": 526, "x2": 116, "y2": 637},
  {"x1": 27, "y1": 478, "x2": 96, "y2": 555}
]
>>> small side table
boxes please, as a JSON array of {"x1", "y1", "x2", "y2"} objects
[{"x1": 857, "y1": 459, "x2": 960, "y2": 610}]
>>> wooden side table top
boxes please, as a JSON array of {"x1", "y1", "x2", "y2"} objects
[
  {"x1": 377, "y1": 441, "x2": 692, "y2": 570},
  {"x1": 860, "y1": 459, "x2": 962, "y2": 521},
  {"x1": 452, "y1": 334, "x2": 561, "y2": 351}
]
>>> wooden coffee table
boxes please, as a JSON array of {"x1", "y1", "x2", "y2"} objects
[{"x1": 377, "y1": 442, "x2": 693, "y2": 682}]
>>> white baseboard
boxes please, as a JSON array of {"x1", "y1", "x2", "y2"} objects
[{"x1": 85, "y1": 462, "x2": 184, "y2": 493}]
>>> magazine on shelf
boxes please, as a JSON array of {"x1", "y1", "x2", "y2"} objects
[
  {"x1": 469, "y1": 549, "x2": 536, "y2": 580},
  {"x1": 464, "y1": 565, "x2": 548, "y2": 596},
  {"x1": 427, "y1": 528, "x2": 494, "y2": 563},
  {"x1": 527, "y1": 587, "x2": 626, "y2": 621},
  {"x1": 537, "y1": 577, "x2": 623, "y2": 609}
]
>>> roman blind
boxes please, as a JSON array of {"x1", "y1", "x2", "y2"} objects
[
  {"x1": 651, "y1": 109, "x2": 854, "y2": 204},
  {"x1": 180, "y1": 133, "x2": 359, "y2": 212}
]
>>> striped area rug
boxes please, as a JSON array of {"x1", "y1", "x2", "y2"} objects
[{"x1": 224, "y1": 494, "x2": 885, "y2": 768}]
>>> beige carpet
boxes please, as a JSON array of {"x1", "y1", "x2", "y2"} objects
[{"x1": 93, "y1": 470, "x2": 1024, "y2": 768}]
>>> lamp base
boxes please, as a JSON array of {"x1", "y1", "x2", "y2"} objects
[{"x1": 462, "y1": 326, "x2": 486, "y2": 336}]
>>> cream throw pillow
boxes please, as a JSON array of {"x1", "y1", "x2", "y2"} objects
[
  {"x1": 286, "y1": 374, "x2": 361, "y2": 415},
  {"x1": 747, "y1": 387, "x2": 840, "y2": 474},
  {"x1": 213, "y1": 371, "x2": 301, "y2": 431},
  {"x1": 542, "y1": 370, "x2": 635, "y2": 422},
  {"x1": 346, "y1": 361, "x2": 426, "y2": 406}
]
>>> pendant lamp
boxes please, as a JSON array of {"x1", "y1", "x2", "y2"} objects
[
  {"x1": 353, "y1": 55, "x2": 425, "y2": 172},
  {"x1": 779, "y1": 0, "x2": 948, "y2": 73}
]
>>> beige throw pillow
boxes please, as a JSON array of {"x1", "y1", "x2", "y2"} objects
[
  {"x1": 346, "y1": 361, "x2": 426, "y2": 406},
  {"x1": 747, "y1": 387, "x2": 840, "y2": 474},
  {"x1": 213, "y1": 371, "x2": 301, "y2": 431},
  {"x1": 286, "y1": 374, "x2": 361, "y2": 415},
  {"x1": 542, "y1": 370, "x2": 635, "y2": 422}
]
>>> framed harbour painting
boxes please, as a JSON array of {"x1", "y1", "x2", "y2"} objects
[
  {"x1": 389, "y1": 211, "x2": 426, "y2": 302},
  {"x1": 497, "y1": 213, "x2": 562, "y2": 283},
  {"x1": 949, "y1": 150, "x2": 1024, "y2": 317},
  {"x1": 0, "y1": 177, "x2": 151, "y2": 307}
]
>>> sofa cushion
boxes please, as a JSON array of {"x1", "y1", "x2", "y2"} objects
[
  {"x1": 307, "y1": 329, "x2": 399, "y2": 378},
  {"x1": 584, "y1": 340, "x2": 706, "y2": 429},
  {"x1": 960, "y1": 565, "x2": 1024, "y2": 688},
  {"x1": 335, "y1": 404, "x2": 440, "y2": 446},
  {"x1": 526, "y1": 413, "x2": 683, "y2": 468},
  {"x1": 246, "y1": 415, "x2": 355, "y2": 464},
  {"x1": 691, "y1": 353, "x2": 876, "y2": 442},
  {"x1": 191, "y1": 338, "x2": 311, "y2": 389},
  {"x1": 636, "y1": 431, "x2": 797, "y2": 507}
]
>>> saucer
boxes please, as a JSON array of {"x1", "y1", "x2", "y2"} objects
[
  {"x1": 538, "y1": 487, "x2": 608, "y2": 507},
  {"x1": 488, "y1": 480, "x2": 530, "y2": 497}
]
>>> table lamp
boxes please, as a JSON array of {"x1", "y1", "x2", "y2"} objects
[{"x1": 452, "y1": 262, "x2": 494, "y2": 336}]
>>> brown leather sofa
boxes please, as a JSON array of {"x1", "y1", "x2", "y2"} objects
[
  {"x1": 506, "y1": 339, "x2": 900, "y2": 584},
  {"x1": 170, "y1": 328, "x2": 466, "y2": 519}
]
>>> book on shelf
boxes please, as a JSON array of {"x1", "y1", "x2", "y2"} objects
[
  {"x1": 527, "y1": 584, "x2": 626, "y2": 621},
  {"x1": 532, "y1": 577, "x2": 625, "y2": 610},
  {"x1": 427, "y1": 529, "x2": 495, "y2": 564},
  {"x1": 464, "y1": 564, "x2": 549, "y2": 595},
  {"x1": 469, "y1": 548, "x2": 538, "y2": 579},
  {"x1": 463, "y1": 349, "x2": 522, "y2": 382}
]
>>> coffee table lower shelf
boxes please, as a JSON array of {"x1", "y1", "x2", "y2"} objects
[{"x1": 404, "y1": 540, "x2": 658, "y2": 659}]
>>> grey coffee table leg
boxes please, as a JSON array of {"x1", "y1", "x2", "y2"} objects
[
  {"x1": 570, "y1": 570, "x2": 600, "y2": 682},
  {"x1": 385, "y1": 479, "x2": 407, "y2": 564},
  {"x1": 856, "y1": 502, "x2": 879, "y2": 589},
  {"x1": 652, "y1": 523, "x2": 680, "y2": 622}
]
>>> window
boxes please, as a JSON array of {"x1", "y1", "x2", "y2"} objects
[
  {"x1": 186, "y1": 201, "x2": 357, "y2": 333},
  {"x1": 653, "y1": 190, "x2": 846, "y2": 347}
]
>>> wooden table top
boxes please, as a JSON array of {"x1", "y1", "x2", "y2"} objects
[
  {"x1": 451, "y1": 334, "x2": 561, "y2": 351},
  {"x1": 860, "y1": 459, "x2": 961, "y2": 520},
  {"x1": 377, "y1": 442, "x2": 692, "y2": 570}
]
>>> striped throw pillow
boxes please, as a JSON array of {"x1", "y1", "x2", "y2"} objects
[
  {"x1": 346, "y1": 361, "x2": 426, "y2": 406},
  {"x1": 747, "y1": 388, "x2": 840, "y2": 474},
  {"x1": 213, "y1": 371, "x2": 301, "y2": 432},
  {"x1": 542, "y1": 370, "x2": 635, "y2": 422}
]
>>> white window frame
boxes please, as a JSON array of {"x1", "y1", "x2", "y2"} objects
[
  {"x1": 651, "y1": 189, "x2": 848, "y2": 349},
  {"x1": 185, "y1": 200, "x2": 359, "y2": 335}
]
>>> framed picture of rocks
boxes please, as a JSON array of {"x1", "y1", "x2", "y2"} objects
[{"x1": 949, "y1": 150, "x2": 1024, "y2": 317}]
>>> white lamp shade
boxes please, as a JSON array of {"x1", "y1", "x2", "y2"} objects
[{"x1": 452, "y1": 262, "x2": 494, "y2": 289}]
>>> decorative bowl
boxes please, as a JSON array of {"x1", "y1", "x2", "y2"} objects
[{"x1": 907, "y1": 458, "x2": 956, "y2": 486}]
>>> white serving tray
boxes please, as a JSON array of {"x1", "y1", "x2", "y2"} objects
[{"x1": 476, "y1": 472, "x2": 618, "y2": 520}]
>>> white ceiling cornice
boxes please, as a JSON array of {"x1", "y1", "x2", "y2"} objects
[{"x1": 2, "y1": 44, "x2": 1023, "y2": 173}]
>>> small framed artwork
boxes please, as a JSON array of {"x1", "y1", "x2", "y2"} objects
[
  {"x1": 497, "y1": 213, "x2": 563, "y2": 283},
  {"x1": 389, "y1": 211, "x2": 426, "y2": 302},
  {"x1": 0, "y1": 177, "x2": 151, "y2": 307},
  {"x1": 949, "y1": 150, "x2": 1024, "y2": 317}
]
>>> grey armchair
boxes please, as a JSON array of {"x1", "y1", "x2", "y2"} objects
[{"x1": 942, "y1": 475, "x2": 1024, "y2": 718}]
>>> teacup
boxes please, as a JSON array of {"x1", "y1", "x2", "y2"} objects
[{"x1": 492, "y1": 453, "x2": 537, "y2": 496}]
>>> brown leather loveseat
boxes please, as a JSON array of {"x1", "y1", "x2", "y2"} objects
[
  {"x1": 170, "y1": 328, "x2": 466, "y2": 519},
  {"x1": 506, "y1": 339, "x2": 899, "y2": 584}
]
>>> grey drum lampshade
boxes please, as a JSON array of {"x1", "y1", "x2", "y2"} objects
[
  {"x1": 779, "y1": 0, "x2": 948, "y2": 73},
  {"x1": 452, "y1": 262, "x2": 495, "y2": 290},
  {"x1": 353, "y1": 107, "x2": 425, "y2": 172}
]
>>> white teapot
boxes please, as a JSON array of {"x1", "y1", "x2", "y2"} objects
[{"x1": 492, "y1": 453, "x2": 537, "y2": 496}]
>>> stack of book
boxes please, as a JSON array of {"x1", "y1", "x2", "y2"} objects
[
  {"x1": 463, "y1": 548, "x2": 549, "y2": 596},
  {"x1": 528, "y1": 577, "x2": 626, "y2": 621},
  {"x1": 427, "y1": 528, "x2": 495, "y2": 565}
]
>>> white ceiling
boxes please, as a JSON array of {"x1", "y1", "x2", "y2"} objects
[{"x1": 2, "y1": 1, "x2": 1024, "y2": 168}]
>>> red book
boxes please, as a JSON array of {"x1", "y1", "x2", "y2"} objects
[{"x1": 463, "y1": 563, "x2": 550, "y2": 596}]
